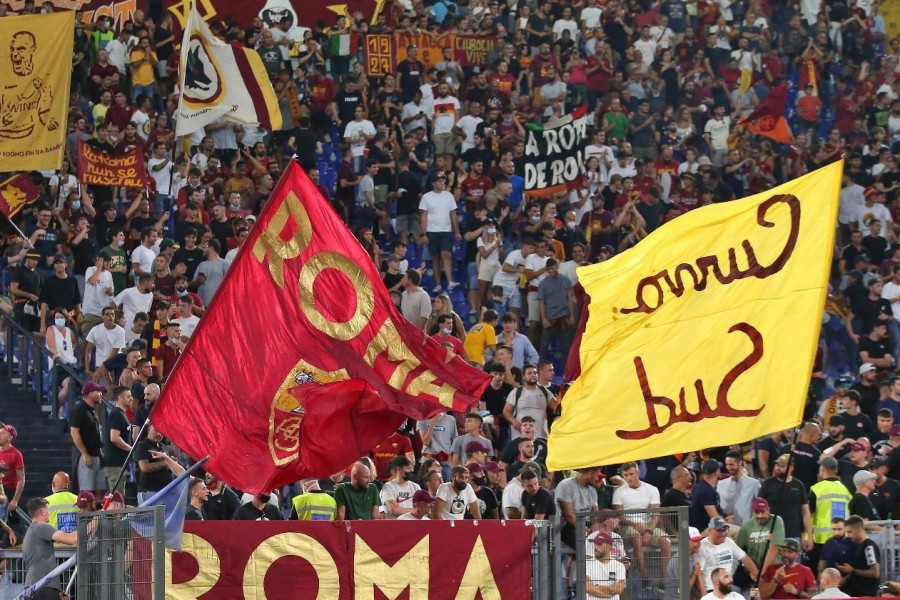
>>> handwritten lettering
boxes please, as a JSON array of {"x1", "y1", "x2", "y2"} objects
[
  {"x1": 616, "y1": 322, "x2": 764, "y2": 440},
  {"x1": 619, "y1": 194, "x2": 801, "y2": 315}
]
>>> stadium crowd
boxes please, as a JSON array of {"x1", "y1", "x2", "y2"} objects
[{"x1": 1, "y1": 0, "x2": 900, "y2": 596}]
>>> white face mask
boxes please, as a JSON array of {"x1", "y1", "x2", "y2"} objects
[
  {"x1": 441, "y1": 327, "x2": 452, "y2": 335},
  {"x1": 566, "y1": 221, "x2": 577, "y2": 230},
  {"x1": 54, "y1": 318, "x2": 66, "y2": 328},
  {"x1": 486, "y1": 227, "x2": 496, "y2": 235}
]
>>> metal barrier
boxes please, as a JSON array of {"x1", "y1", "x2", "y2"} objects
[
  {"x1": 531, "y1": 519, "x2": 557, "y2": 600},
  {"x1": 865, "y1": 520, "x2": 899, "y2": 582},
  {"x1": 0, "y1": 546, "x2": 76, "y2": 600},
  {"x1": 574, "y1": 507, "x2": 690, "y2": 600},
  {"x1": 76, "y1": 505, "x2": 165, "y2": 600}
]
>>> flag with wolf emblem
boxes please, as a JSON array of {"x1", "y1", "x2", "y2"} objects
[{"x1": 174, "y1": 0, "x2": 282, "y2": 137}]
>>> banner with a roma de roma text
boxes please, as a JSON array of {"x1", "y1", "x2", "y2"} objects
[
  {"x1": 519, "y1": 105, "x2": 588, "y2": 197},
  {"x1": 165, "y1": 520, "x2": 534, "y2": 599},
  {"x1": 548, "y1": 161, "x2": 843, "y2": 471},
  {"x1": 77, "y1": 141, "x2": 149, "y2": 189},
  {"x1": 0, "y1": 12, "x2": 73, "y2": 171}
]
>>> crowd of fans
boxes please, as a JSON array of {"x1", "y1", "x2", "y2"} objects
[{"x1": 0, "y1": 0, "x2": 900, "y2": 596}]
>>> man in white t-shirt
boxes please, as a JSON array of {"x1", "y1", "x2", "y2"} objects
[
  {"x1": 115, "y1": 275, "x2": 154, "y2": 328},
  {"x1": 431, "y1": 82, "x2": 460, "y2": 156},
  {"x1": 434, "y1": 466, "x2": 481, "y2": 520},
  {"x1": 698, "y1": 518, "x2": 759, "y2": 593},
  {"x1": 380, "y1": 457, "x2": 420, "y2": 519},
  {"x1": 612, "y1": 461, "x2": 671, "y2": 581},
  {"x1": 81, "y1": 255, "x2": 115, "y2": 334},
  {"x1": 855, "y1": 187, "x2": 893, "y2": 236},
  {"x1": 586, "y1": 532, "x2": 627, "y2": 600},
  {"x1": 553, "y1": 6, "x2": 579, "y2": 42},
  {"x1": 343, "y1": 106, "x2": 376, "y2": 174},
  {"x1": 633, "y1": 26, "x2": 658, "y2": 69},
  {"x1": 703, "y1": 105, "x2": 732, "y2": 167},
  {"x1": 493, "y1": 238, "x2": 535, "y2": 316},
  {"x1": 398, "y1": 490, "x2": 437, "y2": 520},
  {"x1": 453, "y1": 100, "x2": 483, "y2": 154},
  {"x1": 173, "y1": 296, "x2": 200, "y2": 340},
  {"x1": 131, "y1": 227, "x2": 158, "y2": 284},
  {"x1": 83, "y1": 309, "x2": 126, "y2": 377},
  {"x1": 580, "y1": 0, "x2": 603, "y2": 31},
  {"x1": 700, "y1": 567, "x2": 748, "y2": 600},
  {"x1": 418, "y1": 174, "x2": 461, "y2": 293}
]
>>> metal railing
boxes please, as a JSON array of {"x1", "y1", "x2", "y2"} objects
[
  {"x1": 0, "y1": 546, "x2": 76, "y2": 600},
  {"x1": 865, "y1": 520, "x2": 900, "y2": 582},
  {"x1": 1, "y1": 310, "x2": 87, "y2": 419}
]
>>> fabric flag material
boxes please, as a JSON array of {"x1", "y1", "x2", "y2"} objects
[
  {"x1": 152, "y1": 160, "x2": 491, "y2": 493},
  {"x1": 0, "y1": 12, "x2": 73, "y2": 171},
  {"x1": 77, "y1": 141, "x2": 151, "y2": 189},
  {"x1": 548, "y1": 161, "x2": 843, "y2": 471},
  {"x1": 740, "y1": 83, "x2": 793, "y2": 145},
  {"x1": 330, "y1": 33, "x2": 359, "y2": 56},
  {"x1": 0, "y1": 173, "x2": 39, "y2": 218},
  {"x1": 128, "y1": 476, "x2": 191, "y2": 550},
  {"x1": 520, "y1": 105, "x2": 588, "y2": 197},
  {"x1": 175, "y1": 0, "x2": 282, "y2": 137}
]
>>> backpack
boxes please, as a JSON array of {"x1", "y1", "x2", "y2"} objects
[{"x1": 511, "y1": 385, "x2": 551, "y2": 418}]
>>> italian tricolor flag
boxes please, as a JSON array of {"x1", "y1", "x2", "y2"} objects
[{"x1": 330, "y1": 33, "x2": 359, "y2": 57}]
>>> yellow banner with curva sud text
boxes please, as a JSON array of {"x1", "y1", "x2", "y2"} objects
[
  {"x1": 547, "y1": 161, "x2": 843, "y2": 471},
  {"x1": 0, "y1": 12, "x2": 73, "y2": 171}
]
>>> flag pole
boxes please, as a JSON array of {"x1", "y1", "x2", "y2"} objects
[
  {"x1": 15, "y1": 455, "x2": 210, "y2": 600},
  {"x1": 100, "y1": 416, "x2": 153, "y2": 510}
]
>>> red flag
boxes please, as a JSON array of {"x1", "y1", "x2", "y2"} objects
[
  {"x1": 0, "y1": 173, "x2": 39, "y2": 219},
  {"x1": 740, "y1": 83, "x2": 793, "y2": 145},
  {"x1": 77, "y1": 140, "x2": 151, "y2": 189},
  {"x1": 152, "y1": 160, "x2": 491, "y2": 493}
]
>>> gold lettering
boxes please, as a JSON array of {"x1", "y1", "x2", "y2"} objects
[
  {"x1": 165, "y1": 533, "x2": 221, "y2": 596},
  {"x1": 298, "y1": 251, "x2": 374, "y2": 340},
  {"x1": 354, "y1": 535, "x2": 429, "y2": 599},
  {"x1": 455, "y1": 536, "x2": 501, "y2": 600},
  {"x1": 252, "y1": 191, "x2": 313, "y2": 287},
  {"x1": 243, "y1": 533, "x2": 340, "y2": 599}
]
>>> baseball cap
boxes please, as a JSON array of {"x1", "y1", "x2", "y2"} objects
[
  {"x1": 701, "y1": 459, "x2": 720, "y2": 475},
  {"x1": 834, "y1": 375, "x2": 853, "y2": 388},
  {"x1": 465, "y1": 462, "x2": 484, "y2": 473},
  {"x1": 76, "y1": 491, "x2": 96, "y2": 508},
  {"x1": 52, "y1": 253, "x2": 67, "y2": 264},
  {"x1": 159, "y1": 238, "x2": 180, "y2": 251},
  {"x1": 0, "y1": 423, "x2": 17, "y2": 440},
  {"x1": 108, "y1": 491, "x2": 125, "y2": 504},
  {"x1": 829, "y1": 414, "x2": 845, "y2": 426},
  {"x1": 483, "y1": 461, "x2": 501, "y2": 473},
  {"x1": 850, "y1": 441, "x2": 868, "y2": 452},
  {"x1": 81, "y1": 381, "x2": 105, "y2": 395},
  {"x1": 25, "y1": 251, "x2": 40, "y2": 260},
  {"x1": 709, "y1": 517, "x2": 728, "y2": 531},
  {"x1": 751, "y1": 497, "x2": 769, "y2": 512},
  {"x1": 853, "y1": 470, "x2": 877, "y2": 488},
  {"x1": 412, "y1": 490, "x2": 437, "y2": 503},
  {"x1": 820, "y1": 456, "x2": 839, "y2": 470},
  {"x1": 592, "y1": 531, "x2": 613, "y2": 545},
  {"x1": 465, "y1": 441, "x2": 488, "y2": 454},
  {"x1": 688, "y1": 527, "x2": 703, "y2": 541},
  {"x1": 697, "y1": 156, "x2": 712, "y2": 167},
  {"x1": 778, "y1": 539, "x2": 801, "y2": 552},
  {"x1": 860, "y1": 363, "x2": 877, "y2": 374}
]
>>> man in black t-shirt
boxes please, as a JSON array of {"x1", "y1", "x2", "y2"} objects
[
  {"x1": 103, "y1": 386, "x2": 133, "y2": 494},
  {"x1": 858, "y1": 323, "x2": 893, "y2": 374},
  {"x1": 850, "y1": 371, "x2": 881, "y2": 422},
  {"x1": 395, "y1": 45, "x2": 424, "y2": 103},
  {"x1": 870, "y1": 456, "x2": 900, "y2": 519},
  {"x1": 759, "y1": 454, "x2": 812, "y2": 544},
  {"x1": 521, "y1": 469, "x2": 555, "y2": 519},
  {"x1": 135, "y1": 423, "x2": 174, "y2": 504},
  {"x1": 70, "y1": 382, "x2": 106, "y2": 496},
  {"x1": 39, "y1": 254, "x2": 81, "y2": 333},
  {"x1": 661, "y1": 465, "x2": 692, "y2": 507},
  {"x1": 10, "y1": 252, "x2": 42, "y2": 332},
  {"x1": 839, "y1": 515, "x2": 881, "y2": 596}
]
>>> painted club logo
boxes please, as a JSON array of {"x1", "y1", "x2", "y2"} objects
[{"x1": 182, "y1": 31, "x2": 223, "y2": 106}]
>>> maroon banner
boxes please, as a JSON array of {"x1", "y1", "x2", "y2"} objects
[
  {"x1": 77, "y1": 141, "x2": 150, "y2": 189},
  {"x1": 168, "y1": 520, "x2": 534, "y2": 598},
  {"x1": 0, "y1": 173, "x2": 39, "y2": 219},
  {"x1": 152, "y1": 161, "x2": 491, "y2": 493}
]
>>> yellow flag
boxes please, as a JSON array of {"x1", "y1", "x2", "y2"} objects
[
  {"x1": 0, "y1": 12, "x2": 73, "y2": 171},
  {"x1": 547, "y1": 161, "x2": 842, "y2": 471}
]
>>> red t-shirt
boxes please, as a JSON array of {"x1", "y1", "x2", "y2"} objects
[
  {"x1": 0, "y1": 446, "x2": 24, "y2": 489},
  {"x1": 461, "y1": 175, "x2": 493, "y2": 211},
  {"x1": 432, "y1": 332, "x2": 465, "y2": 358},
  {"x1": 796, "y1": 95, "x2": 821, "y2": 123},
  {"x1": 370, "y1": 433, "x2": 413, "y2": 481},
  {"x1": 761, "y1": 563, "x2": 816, "y2": 599}
]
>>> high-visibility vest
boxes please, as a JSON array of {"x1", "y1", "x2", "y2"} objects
[
  {"x1": 292, "y1": 491, "x2": 337, "y2": 521},
  {"x1": 810, "y1": 478, "x2": 852, "y2": 544},
  {"x1": 45, "y1": 491, "x2": 79, "y2": 533}
]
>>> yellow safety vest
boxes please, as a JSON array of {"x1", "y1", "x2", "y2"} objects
[
  {"x1": 292, "y1": 491, "x2": 337, "y2": 521},
  {"x1": 810, "y1": 478, "x2": 852, "y2": 544},
  {"x1": 45, "y1": 491, "x2": 79, "y2": 533}
]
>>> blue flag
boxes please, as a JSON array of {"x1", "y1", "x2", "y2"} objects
[{"x1": 128, "y1": 476, "x2": 190, "y2": 551}]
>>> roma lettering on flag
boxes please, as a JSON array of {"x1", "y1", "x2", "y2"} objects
[
  {"x1": 152, "y1": 160, "x2": 491, "y2": 493},
  {"x1": 520, "y1": 106, "x2": 588, "y2": 196},
  {"x1": 547, "y1": 161, "x2": 842, "y2": 471},
  {"x1": 77, "y1": 141, "x2": 150, "y2": 189},
  {"x1": 0, "y1": 172, "x2": 39, "y2": 218},
  {"x1": 0, "y1": 12, "x2": 73, "y2": 171},
  {"x1": 175, "y1": 0, "x2": 282, "y2": 137},
  {"x1": 740, "y1": 82, "x2": 793, "y2": 145}
]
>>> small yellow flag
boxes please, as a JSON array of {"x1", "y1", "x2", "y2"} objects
[
  {"x1": 547, "y1": 161, "x2": 843, "y2": 471},
  {"x1": 0, "y1": 12, "x2": 73, "y2": 171}
]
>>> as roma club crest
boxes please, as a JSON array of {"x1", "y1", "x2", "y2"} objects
[{"x1": 182, "y1": 32, "x2": 224, "y2": 107}]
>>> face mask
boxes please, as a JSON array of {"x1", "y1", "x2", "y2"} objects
[
  {"x1": 117, "y1": 240, "x2": 125, "y2": 247},
  {"x1": 531, "y1": 215, "x2": 540, "y2": 222},
  {"x1": 566, "y1": 220, "x2": 577, "y2": 230},
  {"x1": 442, "y1": 327, "x2": 452, "y2": 335},
  {"x1": 258, "y1": 494, "x2": 271, "y2": 504},
  {"x1": 176, "y1": 289, "x2": 188, "y2": 296},
  {"x1": 71, "y1": 201, "x2": 81, "y2": 211},
  {"x1": 54, "y1": 318, "x2": 66, "y2": 328},
  {"x1": 486, "y1": 227, "x2": 496, "y2": 235}
]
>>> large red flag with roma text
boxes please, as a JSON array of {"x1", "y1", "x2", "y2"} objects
[
  {"x1": 740, "y1": 83, "x2": 793, "y2": 145},
  {"x1": 152, "y1": 160, "x2": 490, "y2": 493}
]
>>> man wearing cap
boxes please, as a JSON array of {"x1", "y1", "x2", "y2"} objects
[
  {"x1": 0, "y1": 423, "x2": 25, "y2": 525},
  {"x1": 759, "y1": 539, "x2": 817, "y2": 599},
  {"x1": 737, "y1": 498, "x2": 784, "y2": 581},
  {"x1": 817, "y1": 414, "x2": 849, "y2": 460},
  {"x1": 38, "y1": 253, "x2": 81, "y2": 335},
  {"x1": 398, "y1": 490, "x2": 437, "y2": 520},
  {"x1": 848, "y1": 469, "x2": 880, "y2": 521},
  {"x1": 449, "y1": 413, "x2": 494, "y2": 468},
  {"x1": 836, "y1": 515, "x2": 880, "y2": 597},
  {"x1": 44, "y1": 472, "x2": 78, "y2": 533},
  {"x1": 869, "y1": 456, "x2": 900, "y2": 520},
  {"x1": 70, "y1": 381, "x2": 107, "y2": 496},
  {"x1": 698, "y1": 517, "x2": 758, "y2": 593},
  {"x1": 22, "y1": 497, "x2": 77, "y2": 599},
  {"x1": 521, "y1": 468, "x2": 554, "y2": 520},
  {"x1": 467, "y1": 462, "x2": 500, "y2": 519},
  {"x1": 586, "y1": 531, "x2": 627, "y2": 600},
  {"x1": 759, "y1": 454, "x2": 814, "y2": 550},
  {"x1": 809, "y1": 457, "x2": 852, "y2": 566},
  {"x1": 380, "y1": 456, "x2": 420, "y2": 519},
  {"x1": 76, "y1": 490, "x2": 96, "y2": 512},
  {"x1": 690, "y1": 459, "x2": 728, "y2": 531},
  {"x1": 10, "y1": 250, "x2": 42, "y2": 332},
  {"x1": 719, "y1": 450, "x2": 761, "y2": 526},
  {"x1": 835, "y1": 439, "x2": 872, "y2": 490}
]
